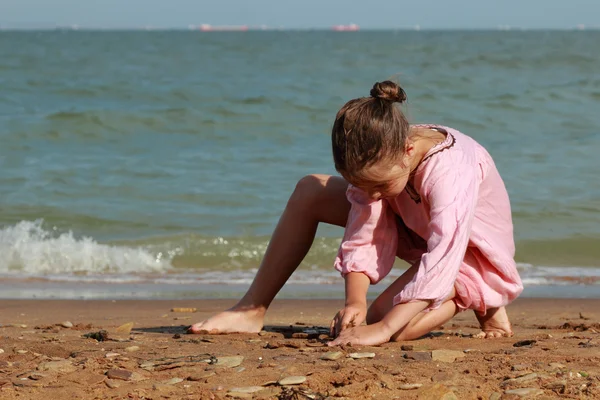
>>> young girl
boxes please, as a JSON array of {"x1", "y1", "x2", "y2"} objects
[{"x1": 189, "y1": 81, "x2": 523, "y2": 346}]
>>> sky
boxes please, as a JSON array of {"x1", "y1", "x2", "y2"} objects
[{"x1": 1, "y1": 0, "x2": 598, "y2": 30}]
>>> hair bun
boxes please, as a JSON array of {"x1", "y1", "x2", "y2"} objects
[{"x1": 370, "y1": 81, "x2": 407, "y2": 103}]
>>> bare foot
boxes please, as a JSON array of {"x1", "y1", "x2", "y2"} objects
[
  {"x1": 473, "y1": 306, "x2": 513, "y2": 338},
  {"x1": 187, "y1": 308, "x2": 265, "y2": 334}
]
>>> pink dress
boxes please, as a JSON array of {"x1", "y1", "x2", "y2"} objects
[{"x1": 334, "y1": 125, "x2": 523, "y2": 313}]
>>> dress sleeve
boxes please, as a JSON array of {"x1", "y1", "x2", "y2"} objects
[
  {"x1": 334, "y1": 185, "x2": 398, "y2": 284},
  {"x1": 393, "y1": 163, "x2": 479, "y2": 310}
]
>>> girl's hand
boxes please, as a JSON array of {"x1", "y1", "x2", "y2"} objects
[
  {"x1": 329, "y1": 302, "x2": 367, "y2": 338},
  {"x1": 328, "y1": 323, "x2": 391, "y2": 347}
]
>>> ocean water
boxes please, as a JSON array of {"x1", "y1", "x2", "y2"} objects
[{"x1": 0, "y1": 30, "x2": 599, "y2": 299}]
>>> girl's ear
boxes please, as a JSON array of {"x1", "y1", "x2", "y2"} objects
[{"x1": 404, "y1": 141, "x2": 416, "y2": 157}]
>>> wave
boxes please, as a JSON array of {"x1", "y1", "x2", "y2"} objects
[
  {"x1": 0, "y1": 220, "x2": 598, "y2": 287},
  {"x1": 0, "y1": 220, "x2": 172, "y2": 275}
]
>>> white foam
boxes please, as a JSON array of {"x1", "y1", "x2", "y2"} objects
[{"x1": 0, "y1": 220, "x2": 172, "y2": 275}]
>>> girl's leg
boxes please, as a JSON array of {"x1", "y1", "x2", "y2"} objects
[
  {"x1": 367, "y1": 269, "x2": 459, "y2": 341},
  {"x1": 189, "y1": 174, "x2": 350, "y2": 334}
]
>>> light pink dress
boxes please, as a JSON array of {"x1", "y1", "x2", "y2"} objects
[{"x1": 334, "y1": 125, "x2": 523, "y2": 313}]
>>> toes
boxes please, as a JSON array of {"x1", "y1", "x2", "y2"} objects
[{"x1": 473, "y1": 331, "x2": 486, "y2": 339}]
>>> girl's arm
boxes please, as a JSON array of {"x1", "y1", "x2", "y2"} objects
[
  {"x1": 330, "y1": 272, "x2": 370, "y2": 337},
  {"x1": 394, "y1": 162, "x2": 479, "y2": 310},
  {"x1": 333, "y1": 185, "x2": 398, "y2": 283}
]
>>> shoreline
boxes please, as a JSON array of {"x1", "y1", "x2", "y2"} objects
[{"x1": 0, "y1": 298, "x2": 599, "y2": 399}]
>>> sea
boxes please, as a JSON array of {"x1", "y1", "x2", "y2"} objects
[{"x1": 0, "y1": 30, "x2": 599, "y2": 300}]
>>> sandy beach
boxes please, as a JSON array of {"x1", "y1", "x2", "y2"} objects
[{"x1": 0, "y1": 298, "x2": 599, "y2": 399}]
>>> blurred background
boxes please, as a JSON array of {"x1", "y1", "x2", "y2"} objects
[{"x1": 0, "y1": 0, "x2": 599, "y2": 299}]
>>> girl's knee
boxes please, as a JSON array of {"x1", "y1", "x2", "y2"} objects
[{"x1": 290, "y1": 174, "x2": 329, "y2": 206}]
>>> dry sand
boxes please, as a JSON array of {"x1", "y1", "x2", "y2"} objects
[{"x1": 0, "y1": 298, "x2": 599, "y2": 399}]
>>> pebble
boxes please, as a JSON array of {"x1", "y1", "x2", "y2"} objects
[
  {"x1": 106, "y1": 369, "x2": 133, "y2": 381},
  {"x1": 16, "y1": 350, "x2": 28, "y2": 355},
  {"x1": 37, "y1": 360, "x2": 77, "y2": 374},
  {"x1": 504, "y1": 388, "x2": 544, "y2": 397},
  {"x1": 105, "y1": 352, "x2": 120, "y2": 358},
  {"x1": 0, "y1": 349, "x2": 3, "y2": 354},
  {"x1": 7, "y1": 324, "x2": 27, "y2": 328},
  {"x1": 28, "y1": 374, "x2": 45, "y2": 381},
  {"x1": 401, "y1": 345, "x2": 414, "y2": 351},
  {"x1": 60, "y1": 321, "x2": 73, "y2": 329},
  {"x1": 399, "y1": 383, "x2": 422, "y2": 390},
  {"x1": 404, "y1": 351, "x2": 432, "y2": 361},
  {"x1": 228, "y1": 386, "x2": 265, "y2": 393},
  {"x1": 513, "y1": 340, "x2": 536, "y2": 348},
  {"x1": 105, "y1": 379, "x2": 121, "y2": 389},
  {"x1": 431, "y1": 350, "x2": 465, "y2": 363},
  {"x1": 501, "y1": 373, "x2": 539, "y2": 388},
  {"x1": 187, "y1": 372, "x2": 216, "y2": 381},
  {"x1": 215, "y1": 356, "x2": 244, "y2": 368},
  {"x1": 278, "y1": 376, "x2": 307, "y2": 385},
  {"x1": 548, "y1": 362, "x2": 566, "y2": 369},
  {"x1": 488, "y1": 392, "x2": 502, "y2": 400},
  {"x1": 348, "y1": 352, "x2": 375, "y2": 359},
  {"x1": 543, "y1": 380, "x2": 567, "y2": 392},
  {"x1": 258, "y1": 331, "x2": 269, "y2": 336},
  {"x1": 125, "y1": 346, "x2": 140, "y2": 352},
  {"x1": 511, "y1": 364, "x2": 528, "y2": 371},
  {"x1": 463, "y1": 349, "x2": 480, "y2": 353},
  {"x1": 162, "y1": 377, "x2": 183, "y2": 385},
  {"x1": 320, "y1": 351, "x2": 343, "y2": 361},
  {"x1": 171, "y1": 307, "x2": 196, "y2": 313}
]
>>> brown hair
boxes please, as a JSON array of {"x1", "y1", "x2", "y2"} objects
[{"x1": 331, "y1": 80, "x2": 410, "y2": 181}]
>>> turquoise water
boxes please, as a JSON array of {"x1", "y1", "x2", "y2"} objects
[{"x1": 0, "y1": 30, "x2": 599, "y2": 298}]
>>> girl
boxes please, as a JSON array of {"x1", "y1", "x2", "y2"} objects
[{"x1": 189, "y1": 81, "x2": 523, "y2": 346}]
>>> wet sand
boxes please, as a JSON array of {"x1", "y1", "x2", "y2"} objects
[{"x1": 0, "y1": 298, "x2": 599, "y2": 399}]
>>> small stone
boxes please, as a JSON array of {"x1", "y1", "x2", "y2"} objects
[
  {"x1": 348, "y1": 352, "x2": 375, "y2": 359},
  {"x1": 548, "y1": 362, "x2": 566, "y2": 369},
  {"x1": 404, "y1": 351, "x2": 432, "y2": 361},
  {"x1": 171, "y1": 308, "x2": 197, "y2": 313},
  {"x1": 0, "y1": 349, "x2": 4, "y2": 354},
  {"x1": 419, "y1": 384, "x2": 458, "y2": 400},
  {"x1": 228, "y1": 386, "x2": 265, "y2": 393},
  {"x1": 105, "y1": 379, "x2": 121, "y2": 389},
  {"x1": 188, "y1": 372, "x2": 216, "y2": 381},
  {"x1": 501, "y1": 373, "x2": 539, "y2": 387},
  {"x1": 399, "y1": 383, "x2": 422, "y2": 390},
  {"x1": 258, "y1": 331, "x2": 269, "y2": 336},
  {"x1": 463, "y1": 349, "x2": 480, "y2": 353},
  {"x1": 162, "y1": 377, "x2": 183, "y2": 385},
  {"x1": 60, "y1": 321, "x2": 73, "y2": 329},
  {"x1": 431, "y1": 350, "x2": 465, "y2": 363},
  {"x1": 16, "y1": 350, "x2": 28, "y2": 354},
  {"x1": 106, "y1": 369, "x2": 133, "y2": 381},
  {"x1": 543, "y1": 380, "x2": 567, "y2": 392},
  {"x1": 431, "y1": 371, "x2": 451, "y2": 382},
  {"x1": 37, "y1": 360, "x2": 77, "y2": 373},
  {"x1": 489, "y1": 392, "x2": 502, "y2": 400},
  {"x1": 215, "y1": 356, "x2": 244, "y2": 368},
  {"x1": 28, "y1": 374, "x2": 45, "y2": 381},
  {"x1": 278, "y1": 376, "x2": 307, "y2": 385},
  {"x1": 401, "y1": 345, "x2": 414, "y2": 351},
  {"x1": 511, "y1": 364, "x2": 528, "y2": 371},
  {"x1": 115, "y1": 322, "x2": 134, "y2": 335},
  {"x1": 320, "y1": 351, "x2": 343, "y2": 361},
  {"x1": 7, "y1": 324, "x2": 27, "y2": 328},
  {"x1": 125, "y1": 346, "x2": 140, "y2": 352},
  {"x1": 504, "y1": 388, "x2": 544, "y2": 397},
  {"x1": 513, "y1": 340, "x2": 536, "y2": 348},
  {"x1": 105, "y1": 352, "x2": 120, "y2": 358}
]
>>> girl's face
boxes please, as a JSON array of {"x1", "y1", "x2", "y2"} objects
[{"x1": 349, "y1": 158, "x2": 411, "y2": 200}]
